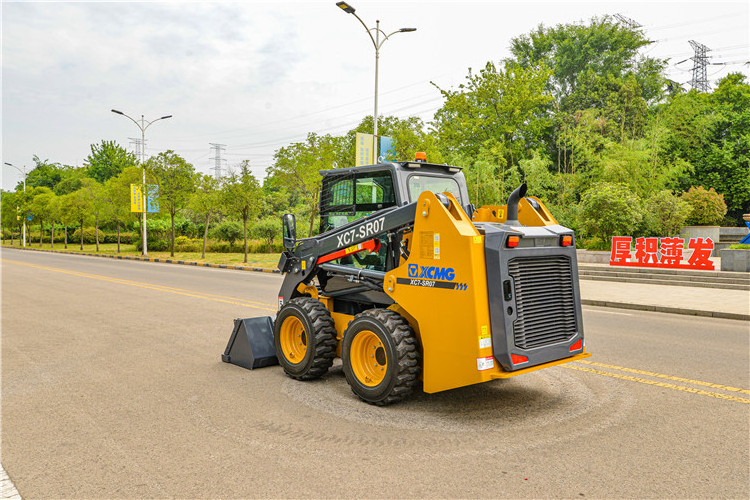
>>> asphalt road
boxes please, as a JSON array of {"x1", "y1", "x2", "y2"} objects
[{"x1": 2, "y1": 248, "x2": 748, "y2": 498}]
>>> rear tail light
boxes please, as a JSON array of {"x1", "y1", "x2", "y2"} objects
[
  {"x1": 561, "y1": 235, "x2": 573, "y2": 246},
  {"x1": 510, "y1": 354, "x2": 528, "y2": 364},
  {"x1": 569, "y1": 339, "x2": 582, "y2": 352},
  {"x1": 507, "y1": 235, "x2": 520, "y2": 248}
]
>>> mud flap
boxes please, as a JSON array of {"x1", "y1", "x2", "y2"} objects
[{"x1": 221, "y1": 316, "x2": 279, "y2": 369}]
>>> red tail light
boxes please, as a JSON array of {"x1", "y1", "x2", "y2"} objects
[
  {"x1": 561, "y1": 235, "x2": 573, "y2": 246},
  {"x1": 507, "y1": 236, "x2": 520, "y2": 248},
  {"x1": 569, "y1": 339, "x2": 582, "y2": 352},
  {"x1": 511, "y1": 354, "x2": 528, "y2": 364}
]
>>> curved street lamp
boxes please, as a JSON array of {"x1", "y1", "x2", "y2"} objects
[
  {"x1": 111, "y1": 109, "x2": 172, "y2": 256},
  {"x1": 3, "y1": 162, "x2": 27, "y2": 247},
  {"x1": 335, "y1": 2, "x2": 416, "y2": 140}
]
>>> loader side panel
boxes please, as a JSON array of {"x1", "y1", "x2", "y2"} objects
[{"x1": 384, "y1": 191, "x2": 499, "y2": 394}]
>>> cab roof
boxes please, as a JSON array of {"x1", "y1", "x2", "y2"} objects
[{"x1": 319, "y1": 161, "x2": 462, "y2": 177}]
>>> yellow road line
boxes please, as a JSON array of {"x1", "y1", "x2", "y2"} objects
[
  {"x1": 2, "y1": 259, "x2": 277, "y2": 312},
  {"x1": 564, "y1": 364, "x2": 750, "y2": 404},
  {"x1": 578, "y1": 360, "x2": 750, "y2": 395}
]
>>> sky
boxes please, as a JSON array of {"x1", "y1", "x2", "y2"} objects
[{"x1": 2, "y1": 0, "x2": 748, "y2": 191}]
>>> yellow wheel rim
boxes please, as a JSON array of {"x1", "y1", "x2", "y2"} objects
[
  {"x1": 350, "y1": 330, "x2": 387, "y2": 387},
  {"x1": 279, "y1": 316, "x2": 307, "y2": 364}
]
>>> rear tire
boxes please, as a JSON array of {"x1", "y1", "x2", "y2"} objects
[
  {"x1": 342, "y1": 309, "x2": 420, "y2": 405},
  {"x1": 274, "y1": 297, "x2": 337, "y2": 380}
]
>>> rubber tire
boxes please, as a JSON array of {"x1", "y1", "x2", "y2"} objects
[
  {"x1": 342, "y1": 309, "x2": 420, "y2": 406},
  {"x1": 274, "y1": 297, "x2": 337, "y2": 380}
]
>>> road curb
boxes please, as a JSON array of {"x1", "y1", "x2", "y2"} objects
[
  {"x1": 581, "y1": 299, "x2": 750, "y2": 321},
  {"x1": 1, "y1": 245, "x2": 281, "y2": 274}
]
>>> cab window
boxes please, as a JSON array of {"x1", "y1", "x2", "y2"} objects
[{"x1": 408, "y1": 175, "x2": 462, "y2": 204}]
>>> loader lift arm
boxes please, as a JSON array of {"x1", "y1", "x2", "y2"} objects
[{"x1": 276, "y1": 197, "x2": 439, "y2": 304}]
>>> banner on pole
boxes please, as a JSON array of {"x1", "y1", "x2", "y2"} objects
[
  {"x1": 379, "y1": 136, "x2": 396, "y2": 162},
  {"x1": 355, "y1": 133, "x2": 376, "y2": 167},
  {"x1": 131, "y1": 184, "x2": 159, "y2": 213},
  {"x1": 146, "y1": 185, "x2": 159, "y2": 213},
  {"x1": 130, "y1": 184, "x2": 143, "y2": 212}
]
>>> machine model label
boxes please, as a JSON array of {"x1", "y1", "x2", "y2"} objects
[
  {"x1": 477, "y1": 356, "x2": 495, "y2": 371},
  {"x1": 408, "y1": 264, "x2": 455, "y2": 280},
  {"x1": 278, "y1": 296, "x2": 284, "y2": 309},
  {"x1": 397, "y1": 264, "x2": 467, "y2": 291},
  {"x1": 335, "y1": 217, "x2": 385, "y2": 247}
]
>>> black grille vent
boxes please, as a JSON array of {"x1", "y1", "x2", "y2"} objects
[{"x1": 508, "y1": 256, "x2": 578, "y2": 349}]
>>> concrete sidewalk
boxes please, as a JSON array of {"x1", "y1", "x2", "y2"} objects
[{"x1": 580, "y1": 279, "x2": 750, "y2": 321}]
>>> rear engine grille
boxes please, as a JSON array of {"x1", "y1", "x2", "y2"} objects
[{"x1": 508, "y1": 256, "x2": 578, "y2": 349}]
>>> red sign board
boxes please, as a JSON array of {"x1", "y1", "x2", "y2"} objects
[{"x1": 610, "y1": 236, "x2": 715, "y2": 270}]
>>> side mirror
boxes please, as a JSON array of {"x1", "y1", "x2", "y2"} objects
[{"x1": 282, "y1": 213, "x2": 297, "y2": 250}]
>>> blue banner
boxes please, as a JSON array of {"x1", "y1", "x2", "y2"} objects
[
  {"x1": 380, "y1": 136, "x2": 396, "y2": 162},
  {"x1": 146, "y1": 185, "x2": 159, "y2": 213}
]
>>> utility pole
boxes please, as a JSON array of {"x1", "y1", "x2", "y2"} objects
[
  {"x1": 209, "y1": 143, "x2": 227, "y2": 180},
  {"x1": 689, "y1": 40, "x2": 711, "y2": 92}
]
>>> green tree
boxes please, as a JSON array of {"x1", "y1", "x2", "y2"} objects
[
  {"x1": 103, "y1": 175, "x2": 133, "y2": 253},
  {"x1": 29, "y1": 187, "x2": 55, "y2": 247},
  {"x1": 222, "y1": 161, "x2": 261, "y2": 262},
  {"x1": 25, "y1": 156, "x2": 65, "y2": 190},
  {"x1": 681, "y1": 186, "x2": 727, "y2": 226},
  {"x1": 189, "y1": 174, "x2": 221, "y2": 259},
  {"x1": 59, "y1": 190, "x2": 92, "y2": 250},
  {"x1": 251, "y1": 217, "x2": 282, "y2": 253},
  {"x1": 641, "y1": 190, "x2": 690, "y2": 236},
  {"x1": 80, "y1": 179, "x2": 107, "y2": 251},
  {"x1": 267, "y1": 133, "x2": 336, "y2": 236},
  {"x1": 433, "y1": 61, "x2": 553, "y2": 167},
  {"x1": 85, "y1": 140, "x2": 137, "y2": 183},
  {"x1": 1, "y1": 191, "x2": 18, "y2": 244},
  {"x1": 579, "y1": 182, "x2": 643, "y2": 243},
  {"x1": 147, "y1": 151, "x2": 196, "y2": 257}
]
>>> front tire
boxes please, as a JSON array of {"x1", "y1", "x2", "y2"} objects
[
  {"x1": 274, "y1": 297, "x2": 337, "y2": 380},
  {"x1": 342, "y1": 309, "x2": 420, "y2": 405}
]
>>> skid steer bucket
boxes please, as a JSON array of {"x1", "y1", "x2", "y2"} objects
[{"x1": 221, "y1": 316, "x2": 278, "y2": 370}]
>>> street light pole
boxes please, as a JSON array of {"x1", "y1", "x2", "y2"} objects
[
  {"x1": 335, "y1": 2, "x2": 416, "y2": 146},
  {"x1": 4, "y1": 162, "x2": 27, "y2": 247},
  {"x1": 111, "y1": 109, "x2": 172, "y2": 256}
]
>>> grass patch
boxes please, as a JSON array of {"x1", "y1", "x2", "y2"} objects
[
  {"x1": 727, "y1": 243, "x2": 750, "y2": 250},
  {"x1": 1, "y1": 241, "x2": 281, "y2": 269}
]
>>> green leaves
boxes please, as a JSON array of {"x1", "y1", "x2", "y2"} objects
[{"x1": 85, "y1": 140, "x2": 137, "y2": 183}]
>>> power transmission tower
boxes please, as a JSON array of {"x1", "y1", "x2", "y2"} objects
[
  {"x1": 209, "y1": 143, "x2": 227, "y2": 180},
  {"x1": 128, "y1": 137, "x2": 144, "y2": 163},
  {"x1": 688, "y1": 40, "x2": 711, "y2": 92},
  {"x1": 614, "y1": 13, "x2": 642, "y2": 29}
]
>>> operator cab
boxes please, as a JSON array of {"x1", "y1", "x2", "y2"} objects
[{"x1": 316, "y1": 157, "x2": 470, "y2": 310}]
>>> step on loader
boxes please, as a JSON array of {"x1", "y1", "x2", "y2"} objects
[{"x1": 223, "y1": 155, "x2": 591, "y2": 405}]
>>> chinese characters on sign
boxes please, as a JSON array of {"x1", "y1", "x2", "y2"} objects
[
  {"x1": 130, "y1": 184, "x2": 160, "y2": 213},
  {"x1": 610, "y1": 236, "x2": 715, "y2": 270}
]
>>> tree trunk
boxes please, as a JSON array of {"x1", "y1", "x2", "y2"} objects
[
  {"x1": 10, "y1": 224, "x2": 14, "y2": 246},
  {"x1": 202, "y1": 213, "x2": 210, "y2": 259},
  {"x1": 95, "y1": 215, "x2": 100, "y2": 252},
  {"x1": 79, "y1": 219, "x2": 84, "y2": 250},
  {"x1": 117, "y1": 222, "x2": 121, "y2": 254},
  {"x1": 243, "y1": 215, "x2": 248, "y2": 263},
  {"x1": 64, "y1": 225, "x2": 68, "y2": 249},
  {"x1": 51, "y1": 222, "x2": 55, "y2": 249},
  {"x1": 170, "y1": 211, "x2": 175, "y2": 257},
  {"x1": 39, "y1": 219, "x2": 43, "y2": 247}
]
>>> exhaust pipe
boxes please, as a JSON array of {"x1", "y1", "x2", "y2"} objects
[{"x1": 505, "y1": 182, "x2": 527, "y2": 227}]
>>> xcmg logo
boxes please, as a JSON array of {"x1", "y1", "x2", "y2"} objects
[{"x1": 408, "y1": 264, "x2": 455, "y2": 281}]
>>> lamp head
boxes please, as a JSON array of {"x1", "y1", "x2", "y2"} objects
[{"x1": 336, "y1": 1, "x2": 355, "y2": 14}]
